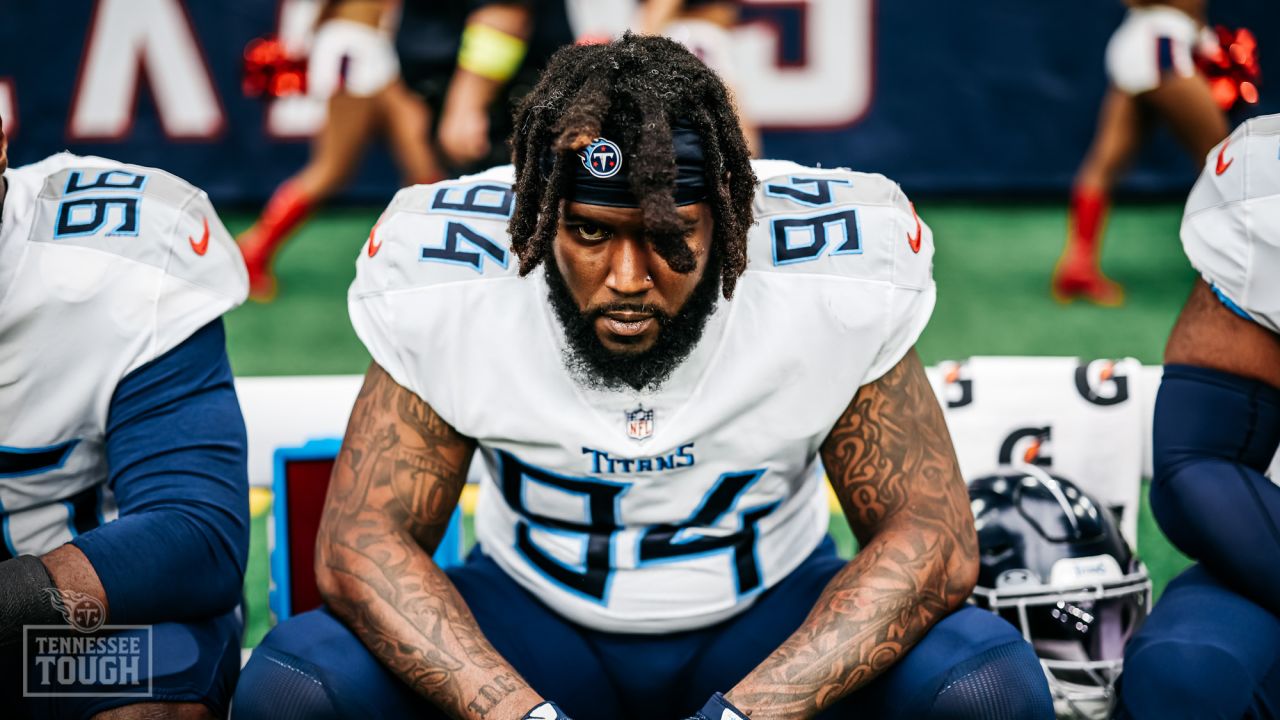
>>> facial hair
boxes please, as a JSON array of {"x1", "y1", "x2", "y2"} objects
[{"x1": 544, "y1": 256, "x2": 721, "y2": 392}]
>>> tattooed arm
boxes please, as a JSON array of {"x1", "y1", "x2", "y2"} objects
[
  {"x1": 315, "y1": 363, "x2": 543, "y2": 719},
  {"x1": 726, "y1": 349, "x2": 979, "y2": 719}
]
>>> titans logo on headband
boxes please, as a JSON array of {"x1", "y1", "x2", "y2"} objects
[{"x1": 581, "y1": 138, "x2": 623, "y2": 179}]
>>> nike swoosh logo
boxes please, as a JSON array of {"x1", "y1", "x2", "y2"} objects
[
  {"x1": 189, "y1": 217, "x2": 210, "y2": 256},
  {"x1": 907, "y1": 202, "x2": 922, "y2": 254},
  {"x1": 1216, "y1": 139, "x2": 1234, "y2": 176},
  {"x1": 367, "y1": 221, "x2": 382, "y2": 257}
]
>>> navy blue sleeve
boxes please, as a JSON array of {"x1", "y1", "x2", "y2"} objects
[{"x1": 72, "y1": 319, "x2": 249, "y2": 625}]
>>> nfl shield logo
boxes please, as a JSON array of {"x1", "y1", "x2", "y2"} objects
[
  {"x1": 625, "y1": 406, "x2": 654, "y2": 440},
  {"x1": 581, "y1": 138, "x2": 623, "y2": 179}
]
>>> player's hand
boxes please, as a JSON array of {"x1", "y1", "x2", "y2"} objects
[
  {"x1": 683, "y1": 692, "x2": 748, "y2": 720},
  {"x1": 437, "y1": 102, "x2": 491, "y2": 167},
  {"x1": 522, "y1": 700, "x2": 572, "y2": 720}
]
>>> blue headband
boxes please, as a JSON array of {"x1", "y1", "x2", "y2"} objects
[{"x1": 541, "y1": 122, "x2": 709, "y2": 207}]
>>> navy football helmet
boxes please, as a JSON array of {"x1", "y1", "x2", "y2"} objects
[{"x1": 968, "y1": 466, "x2": 1150, "y2": 719}]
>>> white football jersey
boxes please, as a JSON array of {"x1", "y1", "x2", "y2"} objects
[
  {"x1": 350, "y1": 160, "x2": 936, "y2": 633},
  {"x1": 0, "y1": 154, "x2": 246, "y2": 558},
  {"x1": 1182, "y1": 114, "x2": 1280, "y2": 334}
]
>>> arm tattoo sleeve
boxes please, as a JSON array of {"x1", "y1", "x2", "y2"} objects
[
  {"x1": 316, "y1": 363, "x2": 541, "y2": 719},
  {"x1": 726, "y1": 349, "x2": 979, "y2": 719}
]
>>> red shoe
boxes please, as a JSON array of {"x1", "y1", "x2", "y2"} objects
[
  {"x1": 238, "y1": 228, "x2": 279, "y2": 303},
  {"x1": 1051, "y1": 249, "x2": 1124, "y2": 307}
]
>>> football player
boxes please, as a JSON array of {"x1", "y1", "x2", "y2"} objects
[
  {"x1": 1115, "y1": 114, "x2": 1280, "y2": 716},
  {"x1": 233, "y1": 36, "x2": 1053, "y2": 719},
  {"x1": 1051, "y1": 0, "x2": 1228, "y2": 305},
  {"x1": 0, "y1": 114, "x2": 251, "y2": 718}
]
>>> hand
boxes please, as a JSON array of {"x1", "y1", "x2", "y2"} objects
[
  {"x1": 437, "y1": 101, "x2": 491, "y2": 167},
  {"x1": 684, "y1": 692, "x2": 748, "y2": 720}
]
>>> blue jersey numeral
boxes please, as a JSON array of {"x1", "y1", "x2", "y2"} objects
[
  {"x1": 53, "y1": 170, "x2": 148, "y2": 240},
  {"x1": 496, "y1": 451, "x2": 781, "y2": 603},
  {"x1": 431, "y1": 183, "x2": 514, "y2": 218},
  {"x1": 420, "y1": 222, "x2": 509, "y2": 273},
  {"x1": 764, "y1": 176, "x2": 851, "y2": 207},
  {"x1": 496, "y1": 450, "x2": 628, "y2": 603},
  {"x1": 772, "y1": 209, "x2": 861, "y2": 266},
  {"x1": 637, "y1": 469, "x2": 779, "y2": 596}
]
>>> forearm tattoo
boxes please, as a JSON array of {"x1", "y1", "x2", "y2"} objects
[
  {"x1": 729, "y1": 350, "x2": 978, "y2": 718},
  {"x1": 316, "y1": 364, "x2": 535, "y2": 717}
]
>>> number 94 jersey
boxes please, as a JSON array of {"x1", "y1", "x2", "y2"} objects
[{"x1": 350, "y1": 160, "x2": 935, "y2": 633}]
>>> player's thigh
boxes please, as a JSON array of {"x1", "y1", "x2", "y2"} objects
[
  {"x1": 677, "y1": 538, "x2": 846, "y2": 712},
  {"x1": 234, "y1": 607, "x2": 424, "y2": 719},
  {"x1": 444, "y1": 551, "x2": 625, "y2": 719},
  {"x1": 1117, "y1": 564, "x2": 1280, "y2": 719},
  {"x1": 234, "y1": 553, "x2": 624, "y2": 720},
  {"x1": 1142, "y1": 73, "x2": 1229, "y2": 160},
  {"x1": 822, "y1": 606, "x2": 1051, "y2": 719},
  {"x1": 682, "y1": 542, "x2": 1049, "y2": 718},
  {"x1": 1165, "y1": 279, "x2": 1280, "y2": 389},
  {"x1": 26, "y1": 610, "x2": 241, "y2": 720}
]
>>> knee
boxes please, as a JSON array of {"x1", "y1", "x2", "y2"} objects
[
  {"x1": 232, "y1": 647, "x2": 340, "y2": 720},
  {"x1": 1119, "y1": 641, "x2": 1254, "y2": 719},
  {"x1": 929, "y1": 641, "x2": 1055, "y2": 720}
]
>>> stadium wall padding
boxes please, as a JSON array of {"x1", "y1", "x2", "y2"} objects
[{"x1": 1, "y1": 0, "x2": 1277, "y2": 203}]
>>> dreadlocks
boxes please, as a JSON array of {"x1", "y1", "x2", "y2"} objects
[{"x1": 508, "y1": 34, "x2": 757, "y2": 299}]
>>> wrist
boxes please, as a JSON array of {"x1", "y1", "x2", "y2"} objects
[
  {"x1": 690, "y1": 692, "x2": 749, "y2": 720},
  {"x1": 0, "y1": 555, "x2": 64, "y2": 647},
  {"x1": 521, "y1": 700, "x2": 571, "y2": 719}
]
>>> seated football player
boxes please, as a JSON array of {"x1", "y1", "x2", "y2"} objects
[
  {"x1": 1116, "y1": 115, "x2": 1280, "y2": 717},
  {"x1": 233, "y1": 36, "x2": 1053, "y2": 720},
  {"x1": 0, "y1": 114, "x2": 251, "y2": 719},
  {"x1": 1051, "y1": 0, "x2": 1228, "y2": 305}
]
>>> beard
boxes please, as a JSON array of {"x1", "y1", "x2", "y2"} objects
[{"x1": 544, "y1": 256, "x2": 722, "y2": 393}]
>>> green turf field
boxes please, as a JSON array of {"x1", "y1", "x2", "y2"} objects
[{"x1": 225, "y1": 200, "x2": 1197, "y2": 646}]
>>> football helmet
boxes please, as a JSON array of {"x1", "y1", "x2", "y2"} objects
[{"x1": 968, "y1": 466, "x2": 1150, "y2": 719}]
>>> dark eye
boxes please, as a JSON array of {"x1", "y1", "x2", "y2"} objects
[{"x1": 574, "y1": 223, "x2": 610, "y2": 242}]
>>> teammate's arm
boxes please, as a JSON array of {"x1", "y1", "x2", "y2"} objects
[
  {"x1": 315, "y1": 362, "x2": 544, "y2": 719},
  {"x1": 725, "y1": 349, "x2": 978, "y2": 719},
  {"x1": 0, "y1": 319, "x2": 248, "y2": 644}
]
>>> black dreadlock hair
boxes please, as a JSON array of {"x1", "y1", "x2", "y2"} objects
[{"x1": 508, "y1": 34, "x2": 757, "y2": 299}]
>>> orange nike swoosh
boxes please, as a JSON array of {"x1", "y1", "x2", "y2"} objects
[
  {"x1": 907, "y1": 202, "x2": 922, "y2": 254},
  {"x1": 367, "y1": 221, "x2": 382, "y2": 257},
  {"x1": 189, "y1": 217, "x2": 210, "y2": 256},
  {"x1": 1216, "y1": 140, "x2": 1234, "y2": 176}
]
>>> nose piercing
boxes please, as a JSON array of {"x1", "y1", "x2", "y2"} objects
[{"x1": 645, "y1": 274, "x2": 652, "y2": 282}]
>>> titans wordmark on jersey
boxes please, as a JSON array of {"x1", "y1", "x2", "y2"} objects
[
  {"x1": 0, "y1": 154, "x2": 246, "y2": 559},
  {"x1": 350, "y1": 160, "x2": 935, "y2": 633}
]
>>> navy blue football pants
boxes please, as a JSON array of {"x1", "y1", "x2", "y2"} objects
[
  {"x1": 1, "y1": 609, "x2": 241, "y2": 719},
  {"x1": 233, "y1": 539, "x2": 1053, "y2": 719},
  {"x1": 1117, "y1": 564, "x2": 1280, "y2": 719}
]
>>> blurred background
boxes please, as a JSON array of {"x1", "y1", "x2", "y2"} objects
[{"x1": 2, "y1": 0, "x2": 1277, "y2": 648}]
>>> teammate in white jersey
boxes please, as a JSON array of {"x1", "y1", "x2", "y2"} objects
[
  {"x1": 0, "y1": 115, "x2": 251, "y2": 718},
  {"x1": 236, "y1": 36, "x2": 1052, "y2": 720},
  {"x1": 1117, "y1": 114, "x2": 1280, "y2": 717}
]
